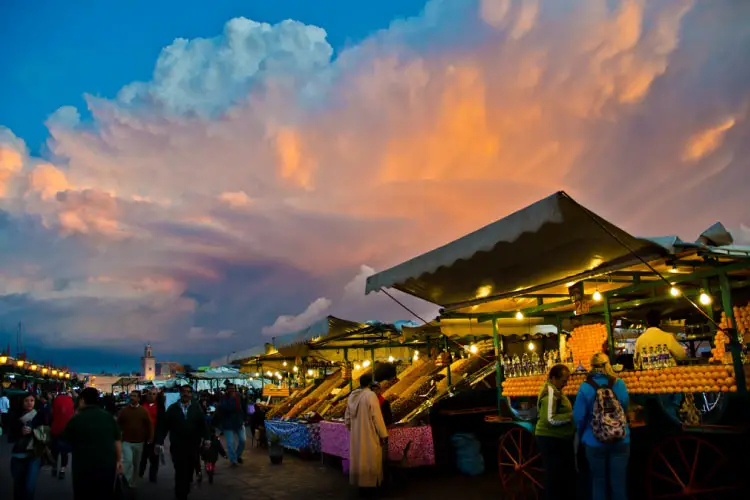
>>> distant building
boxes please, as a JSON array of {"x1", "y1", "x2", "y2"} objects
[
  {"x1": 156, "y1": 361, "x2": 183, "y2": 377},
  {"x1": 141, "y1": 344, "x2": 156, "y2": 381}
]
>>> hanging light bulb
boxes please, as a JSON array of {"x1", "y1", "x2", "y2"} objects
[
  {"x1": 527, "y1": 341, "x2": 535, "y2": 351},
  {"x1": 307, "y1": 369, "x2": 314, "y2": 376},
  {"x1": 592, "y1": 290, "x2": 602, "y2": 302},
  {"x1": 363, "y1": 360, "x2": 371, "y2": 368},
  {"x1": 255, "y1": 372, "x2": 260, "y2": 377},
  {"x1": 266, "y1": 371, "x2": 273, "y2": 377},
  {"x1": 515, "y1": 311, "x2": 524, "y2": 320},
  {"x1": 282, "y1": 361, "x2": 288, "y2": 367},
  {"x1": 669, "y1": 264, "x2": 679, "y2": 274},
  {"x1": 293, "y1": 366, "x2": 299, "y2": 372},
  {"x1": 670, "y1": 286, "x2": 681, "y2": 297},
  {"x1": 469, "y1": 344, "x2": 478, "y2": 354},
  {"x1": 413, "y1": 350, "x2": 419, "y2": 361},
  {"x1": 699, "y1": 291, "x2": 712, "y2": 305},
  {"x1": 388, "y1": 355, "x2": 395, "y2": 363},
  {"x1": 354, "y1": 363, "x2": 362, "y2": 370}
]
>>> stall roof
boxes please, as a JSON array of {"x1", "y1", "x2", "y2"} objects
[
  {"x1": 365, "y1": 191, "x2": 668, "y2": 311},
  {"x1": 275, "y1": 315, "x2": 367, "y2": 349}
]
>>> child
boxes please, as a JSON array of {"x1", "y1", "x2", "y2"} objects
[{"x1": 201, "y1": 428, "x2": 228, "y2": 484}]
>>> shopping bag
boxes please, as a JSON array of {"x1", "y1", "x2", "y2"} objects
[{"x1": 113, "y1": 474, "x2": 127, "y2": 500}]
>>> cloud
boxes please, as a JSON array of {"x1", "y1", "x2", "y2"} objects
[
  {"x1": 1, "y1": 0, "x2": 749, "y2": 366},
  {"x1": 261, "y1": 297, "x2": 332, "y2": 336}
]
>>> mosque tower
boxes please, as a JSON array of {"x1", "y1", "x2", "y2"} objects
[{"x1": 141, "y1": 344, "x2": 156, "y2": 381}]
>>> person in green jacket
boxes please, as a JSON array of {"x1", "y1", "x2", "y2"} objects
[
  {"x1": 156, "y1": 385, "x2": 209, "y2": 500},
  {"x1": 535, "y1": 364, "x2": 575, "y2": 499}
]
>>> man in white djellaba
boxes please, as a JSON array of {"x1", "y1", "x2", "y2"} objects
[{"x1": 345, "y1": 373, "x2": 389, "y2": 497}]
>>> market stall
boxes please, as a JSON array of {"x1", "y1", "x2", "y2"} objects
[{"x1": 365, "y1": 191, "x2": 750, "y2": 498}]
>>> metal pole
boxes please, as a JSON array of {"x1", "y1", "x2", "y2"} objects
[
  {"x1": 444, "y1": 336, "x2": 452, "y2": 387},
  {"x1": 344, "y1": 349, "x2": 352, "y2": 391},
  {"x1": 492, "y1": 318, "x2": 503, "y2": 416},
  {"x1": 719, "y1": 273, "x2": 746, "y2": 393},
  {"x1": 604, "y1": 297, "x2": 615, "y2": 359}
]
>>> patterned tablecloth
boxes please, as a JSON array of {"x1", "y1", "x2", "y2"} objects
[
  {"x1": 264, "y1": 420, "x2": 321, "y2": 453},
  {"x1": 319, "y1": 421, "x2": 435, "y2": 467}
]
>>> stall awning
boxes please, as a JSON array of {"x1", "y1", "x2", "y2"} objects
[{"x1": 365, "y1": 191, "x2": 667, "y2": 311}]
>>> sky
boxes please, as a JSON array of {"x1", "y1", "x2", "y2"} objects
[{"x1": 0, "y1": 0, "x2": 749, "y2": 373}]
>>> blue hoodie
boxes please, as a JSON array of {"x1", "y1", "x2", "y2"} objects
[{"x1": 572, "y1": 373, "x2": 630, "y2": 447}]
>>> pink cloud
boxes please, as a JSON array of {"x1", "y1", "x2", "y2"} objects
[{"x1": 0, "y1": 0, "x2": 748, "y2": 360}]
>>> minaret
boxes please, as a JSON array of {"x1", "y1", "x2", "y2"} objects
[{"x1": 141, "y1": 344, "x2": 156, "y2": 381}]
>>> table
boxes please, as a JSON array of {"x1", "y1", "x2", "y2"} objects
[
  {"x1": 264, "y1": 420, "x2": 321, "y2": 453},
  {"x1": 319, "y1": 421, "x2": 435, "y2": 468}
]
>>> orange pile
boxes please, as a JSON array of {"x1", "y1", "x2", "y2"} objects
[
  {"x1": 709, "y1": 330, "x2": 729, "y2": 364},
  {"x1": 567, "y1": 323, "x2": 607, "y2": 369},
  {"x1": 720, "y1": 301, "x2": 750, "y2": 343},
  {"x1": 502, "y1": 372, "x2": 587, "y2": 397},
  {"x1": 501, "y1": 365, "x2": 738, "y2": 398},
  {"x1": 620, "y1": 365, "x2": 737, "y2": 394}
]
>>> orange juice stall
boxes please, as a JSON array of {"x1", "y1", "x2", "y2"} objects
[{"x1": 365, "y1": 191, "x2": 750, "y2": 499}]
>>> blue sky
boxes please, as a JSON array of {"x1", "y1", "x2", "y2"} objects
[
  {"x1": 0, "y1": 0, "x2": 428, "y2": 155},
  {"x1": 0, "y1": 1, "x2": 747, "y2": 374}
]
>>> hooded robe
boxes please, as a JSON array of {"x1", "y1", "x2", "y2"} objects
[{"x1": 345, "y1": 387, "x2": 389, "y2": 488}]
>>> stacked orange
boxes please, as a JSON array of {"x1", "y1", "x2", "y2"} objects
[
  {"x1": 502, "y1": 372, "x2": 588, "y2": 397},
  {"x1": 720, "y1": 301, "x2": 750, "y2": 343},
  {"x1": 709, "y1": 330, "x2": 729, "y2": 364},
  {"x1": 615, "y1": 365, "x2": 736, "y2": 394},
  {"x1": 567, "y1": 323, "x2": 608, "y2": 369},
  {"x1": 501, "y1": 365, "x2": 737, "y2": 398}
]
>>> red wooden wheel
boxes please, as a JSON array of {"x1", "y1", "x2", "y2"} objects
[
  {"x1": 498, "y1": 427, "x2": 544, "y2": 499},
  {"x1": 646, "y1": 435, "x2": 742, "y2": 499}
]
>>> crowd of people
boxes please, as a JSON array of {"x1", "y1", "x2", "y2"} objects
[{"x1": 1, "y1": 383, "x2": 260, "y2": 500}]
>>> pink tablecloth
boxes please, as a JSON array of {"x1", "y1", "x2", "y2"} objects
[{"x1": 319, "y1": 421, "x2": 435, "y2": 467}]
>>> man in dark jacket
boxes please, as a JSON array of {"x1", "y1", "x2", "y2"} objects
[
  {"x1": 62, "y1": 387, "x2": 123, "y2": 500},
  {"x1": 157, "y1": 385, "x2": 208, "y2": 500},
  {"x1": 218, "y1": 384, "x2": 247, "y2": 466}
]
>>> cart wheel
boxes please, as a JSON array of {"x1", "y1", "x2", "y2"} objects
[
  {"x1": 646, "y1": 435, "x2": 742, "y2": 499},
  {"x1": 498, "y1": 427, "x2": 544, "y2": 499}
]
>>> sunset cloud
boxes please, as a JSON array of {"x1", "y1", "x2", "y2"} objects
[{"x1": 1, "y1": 0, "x2": 748, "y2": 362}]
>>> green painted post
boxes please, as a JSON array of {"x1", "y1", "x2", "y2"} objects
[
  {"x1": 604, "y1": 298, "x2": 615, "y2": 359},
  {"x1": 344, "y1": 349, "x2": 352, "y2": 391},
  {"x1": 492, "y1": 318, "x2": 504, "y2": 415},
  {"x1": 444, "y1": 336, "x2": 452, "y2": 387},
  {"x1": 719, "y1": 274, "x2": 746, "y2": 393}
]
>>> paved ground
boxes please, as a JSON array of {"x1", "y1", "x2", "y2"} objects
[{"x1": 1, "y1": 438, "x2": 499, "y2": 500}]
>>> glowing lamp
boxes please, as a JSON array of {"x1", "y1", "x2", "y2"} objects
[
  {"x1": 469, "y1": 344, "x2": 478, "y2": 354},
  {"x1": 388, "y1": 356, "x2": 395, "y2": 363},
  {"x1": 52, "y1": 370, "x2": 58, "y2": 376},
  {"x1": 354, "y1": 364, "x2": 361, "y2": 370},
  {"x1": 699, "y1": 292, "x2": 712, "y2": 306},
  {"x1": 363, "y1": 360, "x2": 371, "y2": 368},
  {"x1": 30, "y1": 364, "x2": 38, "y2": 371},
  {"x1": 515, "y1": 311, "x2": 524, "y2": 320},
  {"x1": 527, "y1": 342, "x2": 535, "y2": 351},
  {"x1": 293, "y1": 366, "x2": 299, "y2": 372},
  {"x1": 42, "y1": 368, "x2": 48, "y2": 375},
  {"x1": 592, "y1": 290, "x2": 603, "y2": 302},
  {"x1": 670, "y1": 286, "x2": 681, "y2": 297},
  {"x1": 307, "y1": 369, "x2": 314, "y2": 376},
  {"x1": 17, "y1": 360, "x2": 25, "y2": 367},
  {"x1": 65, "y1": 373, "x2": 71, "y2": 379},
  {"x1": 282, "y1": 361, "x2": 288, "y2": 367},
  {"x1": 0, "y1": 356, "x2": 7, "y2": 364}
]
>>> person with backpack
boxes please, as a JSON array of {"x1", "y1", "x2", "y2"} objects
[
  {"x1": 573, "y1": 352, "x2": 630, "y2": 500},
  {"x1": 535, "y1": 364, "x2": 575, "y2": 499}
]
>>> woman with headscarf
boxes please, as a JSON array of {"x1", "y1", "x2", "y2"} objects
[
  {"x1": 573, "y1": 352, "x2": 630, "y2": 500},
  {"x1": 7, "y1": 393, "x2": 47, "y2": 500},
  {"x1": 535, "y1": 364, "x2": 575, "y2": 499}
]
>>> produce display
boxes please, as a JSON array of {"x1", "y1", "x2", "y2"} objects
[
  {"x1": 266, "y1": 384, "x2": 317, "y2": 419},
  {"x1": 281, "y1": 370, "x2": 342, "y2": 419},
  {"x1": 383, "y1": 360, "x2": 437, "y2": 399},
  {"x1": 567, "y1": 323, "x2": 607, "y2": 369},
  {"x1": 501, "y1": 365, "x2": 738, "y2": 397},
  {"x1": 719, "y1": 300, "x2": 750, "y2": 342},
  {"x1": 435, "y1": 355, "x2": 489, "y2": 394},
  {"x1": 709, "y1": 329, "x2": 731, "y2": 364}
]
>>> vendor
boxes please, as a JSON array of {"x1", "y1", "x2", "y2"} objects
[{"x1": 634, "y1": 310, "x2": 687, "y2": 361}]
